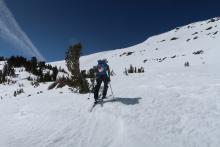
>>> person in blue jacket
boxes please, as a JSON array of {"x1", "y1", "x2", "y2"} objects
[{"x1": 94, "y1": 59, "x2": 110, "y2": 103}]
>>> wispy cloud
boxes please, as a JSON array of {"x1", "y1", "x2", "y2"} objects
[{"x1": 0, "y1": 0, "x2": 45, "y2": 61}]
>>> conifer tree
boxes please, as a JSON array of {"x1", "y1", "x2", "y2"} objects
[{"x1": 65, "y1": 43, "x2": 89, "y2": 93}]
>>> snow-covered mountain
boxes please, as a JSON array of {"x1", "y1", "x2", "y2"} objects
[
  {"x1": 1, "y1": 17, "x2": 220, "y2": 147},
  {"x1": 52, "y1": 17, "x2": 220, "y2": 73}
]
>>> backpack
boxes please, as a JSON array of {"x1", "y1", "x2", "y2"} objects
[{"x1": 96, "y1": 60, "x2": 108, "y2": 76}]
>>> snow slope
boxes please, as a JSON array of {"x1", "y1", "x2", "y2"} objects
[{"x1": 1, "y1": 17, "x2": 220, "y2": 147}]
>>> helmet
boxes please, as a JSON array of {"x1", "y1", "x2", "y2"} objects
[
  {"x1": 102, "y1": 58, "x2": 108, "y2": 63},
  {"x1": 98, "y1": 60, "x2": 102, "y2": 64},
  {"x1": 98, "y1": 59, "x2": 108, "y2": 64}
]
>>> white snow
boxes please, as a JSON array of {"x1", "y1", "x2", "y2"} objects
[{"x1": 1, "y1": 17, "x2": 220, "y2": 147}]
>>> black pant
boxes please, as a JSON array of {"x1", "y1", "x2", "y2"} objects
[{"x1": 94, "y1": 75, "x2": 109, "y2": 100}]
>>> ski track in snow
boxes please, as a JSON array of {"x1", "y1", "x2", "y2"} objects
[
  {"x1": 47, "y1": 72, "x2": 220, "y2": 147},
  {"x1": 75, "y1": 95, "x2": 125, "y2": 147},
  {"x1": 1, "y1": 71, "x2": 220, "y2": 147}
]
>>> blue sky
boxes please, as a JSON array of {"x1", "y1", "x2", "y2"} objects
[{"x1": 0, "y1": 0, "x2": 219, "y2": 61}]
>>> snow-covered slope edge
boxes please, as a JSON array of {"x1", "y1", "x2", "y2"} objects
[{"x1": 53, "y1": 17, "x2": 220, "y2": 74}]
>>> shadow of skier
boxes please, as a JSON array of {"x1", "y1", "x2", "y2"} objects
[{"x1": 102, "y1": 97, "x2": 142, "y2": 105}]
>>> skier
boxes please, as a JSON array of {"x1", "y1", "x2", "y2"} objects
[{"x1": 94, "y1": 59, "x2": 110, "y2": 104}]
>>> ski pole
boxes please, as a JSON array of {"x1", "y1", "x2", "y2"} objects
[
  {"x1": 88, "y1": 75, "x2": 96, "y2": 100},
  {"x1": 109, "y1": 83, "x2": 115, "y2": 99},
  {"x1": 87, "y1": 91, "x2": 91, "y2": 99}
]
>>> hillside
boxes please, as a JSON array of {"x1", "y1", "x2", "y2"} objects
[{"x1": 1, "y1": 17, "x2": 220, "y2": 147}]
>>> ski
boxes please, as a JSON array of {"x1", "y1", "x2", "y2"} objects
[
  {"x1": 89, "y1": 95, "x2": 115, "y2": 112},
  {"x1": 89, "y1": 99, "x2": 103, "y2": 112}
]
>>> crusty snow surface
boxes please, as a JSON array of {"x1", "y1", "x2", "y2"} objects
[{"x1": 1, "y1": 17, "x2": 220, "y2": 147}]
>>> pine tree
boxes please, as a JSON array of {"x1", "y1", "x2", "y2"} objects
[
  {"x1": 0, "y1": 70, "x2": 3, "y2": 83},
  {"x1": 30, "y1": 57, "x2": 38, "y2": 75},
  {"x1": 0, "y1": 56, "x2": 4, "y2": 61},
  {"x1": 52, "y1": 66, "x2": 58, "y2": 81},
  {"x1": 2, "y1": 63, "x2": 15, "y2": 78},
  {"x1": 44, "y1": 71, "x2": 52, "y2": 82},
  {"x1": 128, "y1": 64, "x2": 134, "y2": 73},
  {"x1": 65, "y1": 43, "x2": 81, "y2": 85},
  {"x1": 65, "y1": 43, "x2": 89, "y2": 93}
]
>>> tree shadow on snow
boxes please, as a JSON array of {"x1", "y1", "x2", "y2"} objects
[{"x1": 102, "y1": 97, "x2": 142, "y2": 105}]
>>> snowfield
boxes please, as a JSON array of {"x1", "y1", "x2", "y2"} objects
[{"x1": 1, "y1": 17, "x2": 220, "y2": 147}]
